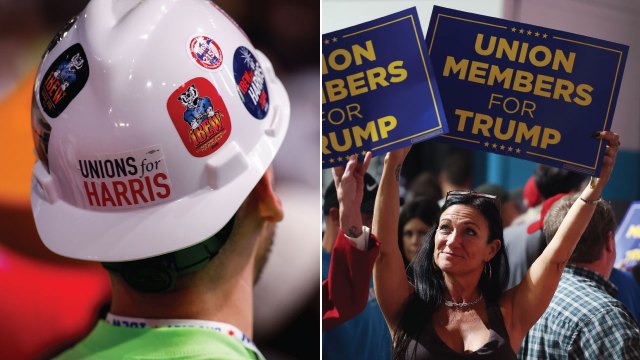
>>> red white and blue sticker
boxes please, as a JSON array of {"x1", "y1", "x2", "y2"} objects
[
  {"x1": 189, "y1": 35, "x2": 223, "y2": 70},
  {"x1": 233, "y1": 46, "x2": 269, "y2": 119},
  {"x1": 167, "y1": 77, "x2": 231, "y2": 157},
  {"x1": 38, "y1": 43, "x2": 89, "y2": 118}
]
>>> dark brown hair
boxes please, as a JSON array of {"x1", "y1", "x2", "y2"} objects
[{"x1": 543, "y1": 194, "x2": 616, "y2": 264}]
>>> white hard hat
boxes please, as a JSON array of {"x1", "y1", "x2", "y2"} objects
[{"x1": 31, "y1": 0, "x2": 290, "y2": 262}]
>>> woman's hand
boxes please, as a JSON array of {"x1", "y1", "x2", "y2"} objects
[
  {"x1": 384, "y1": 146, "x2": 412, "y2": 166},
  {"x1": 372, "y1": 145, "x2": 415, "y2": 331},
  {"x1": 332, "y1": 153, "x2": 372, "y2": 237},
  {"x1": 593, "y1": 131, "x2": 620, "y2": 188}
]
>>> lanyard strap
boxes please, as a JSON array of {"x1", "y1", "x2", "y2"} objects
[{"x1": 106, "y1": 313, "x2": 264, "y2": 360}]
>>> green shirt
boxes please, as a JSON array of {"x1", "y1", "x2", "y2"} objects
[{"x1": 55, "y1": 321, "x2": 260, "y2": 359}]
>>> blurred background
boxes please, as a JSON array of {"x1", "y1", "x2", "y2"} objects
[{"x1": 0, "y1": 1, "x2": 319, "y2": 359}]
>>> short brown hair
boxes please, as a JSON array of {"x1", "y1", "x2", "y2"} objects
[{"x1": 543, "y1": 194, "x2": 616, "y2": 264}]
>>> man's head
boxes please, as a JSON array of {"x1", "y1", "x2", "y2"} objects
[
  {"x1": 322, "y1": 172, "x2": 378, "y2": 246},
  {"x1": 439, "y1": 152, "x2": 472, "y2": 196},
  {"x1": 544, "y1": 194, "x2": 617, "y2": 276},
  {"x1": 534, "y1": 165, "x2": 586, "y2": 199},
  {"x1": 241, "y1": 167, "x2": 283, "y2": 284},
  {"x1": 30, "y1": 0, "x2": 289, "y2": 293},
  {"x1": 107, "y1": 166, "x2": 284, "y2": 293},
  {"x1": 474, "y1": 183, "x2": 522, "y2": 227},
  {"x1": 406, "y1": 171, "x2": 441, "y2": 204}
]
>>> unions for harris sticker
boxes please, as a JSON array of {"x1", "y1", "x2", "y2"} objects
[
  {"x1": 167, "y1": 77, "x2": 232, "y2": 157},
  {"x1": 76, "y1": 146, "x2": 172, "y2": 209},
  {"x1": 233, "y1": 46, "x2": 269, "y2": 119},
  {"x1": 39, "y1": 43, "x2": 89, "y2": 118}
]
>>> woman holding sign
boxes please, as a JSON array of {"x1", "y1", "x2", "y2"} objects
[{"x1": 330, "y1": 131, "x2": 619, "y2": 359}]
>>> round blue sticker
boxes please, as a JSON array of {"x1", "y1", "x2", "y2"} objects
[{"x1": 233, "y1": 47, "x2": 269, "y2": 119}]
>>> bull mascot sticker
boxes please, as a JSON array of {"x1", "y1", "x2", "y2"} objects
[
  {"x1": 54, "y1": 53, "x2": 84, "y2": 91},
  {"x1": 178, "y1": 84, "x2": 220, "y2": 130},
  {"x1": 167, "y1": 77, "x2": 232, "y2": 157}
]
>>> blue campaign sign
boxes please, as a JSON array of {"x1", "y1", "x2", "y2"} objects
[
  {"x1": 615, "y1": 201, "x2": 640, "y2": 270},
  {"x1": 425, "y1": 6, "x2": 628, "y2": 176},
  {"x1": 322, "y1": 7, "x2": 448, "y2": 169}
]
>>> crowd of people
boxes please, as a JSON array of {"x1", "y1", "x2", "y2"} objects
[{"x1": 322, "y1": 131, "x2": 640, "y2": 359}]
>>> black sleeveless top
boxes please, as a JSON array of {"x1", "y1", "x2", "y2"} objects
[{"x1": 403, "y1": 304, "x2": 517, "y2": 359}]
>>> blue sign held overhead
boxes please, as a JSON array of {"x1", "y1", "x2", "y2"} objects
[
  {"x1": 322, "y1": 7, "x2": 448, "y2": 169},
  {"x1": 426, "y1": 6, "x2": 628, "y2": 176},
  {"x1": 615, "y1": 201, "x2": 640, "y2": 270}
]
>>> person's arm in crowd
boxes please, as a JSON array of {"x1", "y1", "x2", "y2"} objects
[
  {"x1": 322, "y1": 153, "x2": 376, "y2": 331},
  {"x1": 322, "y1": 228, "x2": 380, "y2": 331},
  {"x1": 373, "y1": 147, "x2": 414, "y2": 334},
  {"x1": 335, "y1": 153, "x2": 372, "y2": 238},
  {"x1": 570, "y1": 307, "x2": 640, "y2": 359},
  {"x1": 504, "y1": 131, "x2": 620, "y2": 344}
]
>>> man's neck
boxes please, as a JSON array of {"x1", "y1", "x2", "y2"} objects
[
  {"x1": 111, "y1": 253, "x2": 253, "y2": 337},
  {"x1": 571, "y1": 259, "x2": 612, "y2": 280}
]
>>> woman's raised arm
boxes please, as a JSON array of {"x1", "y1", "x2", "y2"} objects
[
  {"x1": 505, "y1": 131, "x2": 620, "y2": 344},
  {"x1": 322, "y1": 153, "x2": 374, "y2": 330},
  {"x1": 373, "y1": 147, "x2": 415, "y2": 333}
]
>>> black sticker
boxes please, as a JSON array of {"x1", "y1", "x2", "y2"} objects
[{"x1": 39, "y1": 43, "x2": 89, "y2": 118}]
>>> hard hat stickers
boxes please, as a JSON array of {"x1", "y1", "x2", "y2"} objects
[
  {"x1": 167, "y1": 77, "x2": 232, "y2": 157},
  {"x1": 38, "y1": 43, "x2": 89, "y2": 118},
  {"x1": 233, "y1": 47, "x2": 269, "y2": 119},
  {"x1": 189, "y1": 35, "x2": 223, "y2": 70},
  {"x1": 77, "y1": 145, "x2": 172, "y2": 209}
]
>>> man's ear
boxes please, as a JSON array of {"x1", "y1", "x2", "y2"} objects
[
  {"x1": 605, "y1": 230, "x2": 615, "y2": 253},
  {"x1": 253, "y1": 167, "x2": 283, "y2": 222}
]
